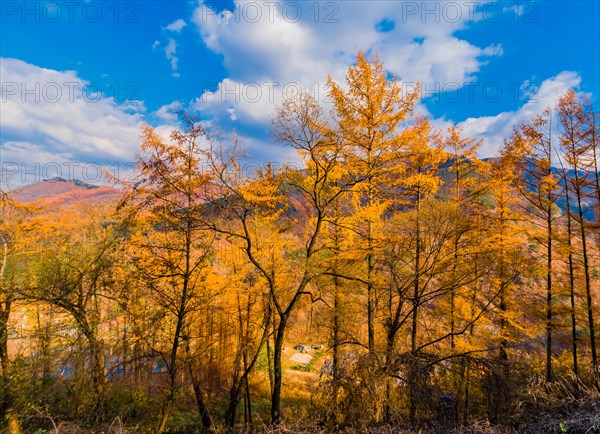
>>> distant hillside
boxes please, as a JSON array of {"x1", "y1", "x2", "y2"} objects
[
  {"x1": 438, "y1": 158, "x2": 598, "y2": 221},
  {"x1": 9, "y1": 177, "x2": 122, "y2": 207},
  {"x1": 8, "y1": 167, "x2": 598, "y2": 222}
]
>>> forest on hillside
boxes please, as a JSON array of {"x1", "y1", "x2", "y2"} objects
[{"x1": 1, "y1": 53, "x2": 600, "y2": 433}]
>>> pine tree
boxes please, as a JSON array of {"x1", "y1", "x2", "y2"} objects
[
  {"x1": 558, "y1": 90, "x2": 598, "y2": 374},
  {"x1": 327, "y1": 52, "x2": 418, "y2": 354},
  {"x1": 505, "y1": 108, "x2": 561, "y2": 382},
  {"x1": 118, "y1": 115, "x2": 215, "y2": 433}
]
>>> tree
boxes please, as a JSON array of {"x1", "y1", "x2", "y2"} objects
[
  {"x1": 396, "y1": 117, "x2": 446, "y2": 357},
  {"x1": 440, "y1": 125, "x2": 484, "y2": 353},
  {"x1": 480, "y1": 153, "x2": 531, "y2": 421},
  {"x1": 327, "y1": 52, "x2": 418, "y2": 354},
  {"x1": 26, "y1": 208, "x2": 119, "y2": 423},
  {"x1": 216, "y1": 244, "x2": 270, "y2": 428},
  {"x1": 557, "y1": 154, "x2": 580, "y2": 383},
  {"x1": 118, "y1": 116, "x2": 215, "y2": 433},
  {"x1": 558, "y1": 90, "x2": 598, "y2": 374},
  {"x1": 203, "y1": 91, "x2": 353, "y2": 424},
  {"x1": 0, "y1": 191, "x2": 39, "y2": 433},
  {"x1": 505, "y1": 108, "x2": 561, "y2": 382},
  {"x1": 437, "y1": 131, "x2": 495, "y2": 422}
]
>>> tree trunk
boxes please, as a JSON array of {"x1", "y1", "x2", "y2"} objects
[
  {"x1": 266, "y1": 308, "x2": 274, "y2": 397},
  {"x1": 0, "y1": 298, "x2": 21, "y2": 434},
  {"x1": 574, "y1": 174, "x2": 597, "y2": 372},
  {"x1": 244, "y1": 363, "x2": 253, "y2": 430},
  {"x1": 545, "y1": 204, "x2": 553, "y2": 383},
  {"x1": 565, "y1": 188, "x2": 579, "y2": 385},
  {"x1": 225, "y1": 385, "x2": 241, "y2": 428},
  {"x1": 156, "y1": 399, "x2": 173, "y2": 434},
  {"x1": 79, "y1": 322, "x2": 106, "y2": 424},
  {"x1": 383, "y1": 323, "x2": 396, "y2": 423},
  {"x1": 156, "y1": 313, "x2": 183, "y2": 434},
  {"x1": 90, "y1": 338, "x2": 107, "y2": 423},
  {"x1": 191, "y1": 372, "x2": 214, "y2": 431},
  {"x1": 450, "y1": 236, "x2": 461, "y2": 352},
  {"x1": 409, "y1": 196, "x2": 422, "y2": 425},
  {"x1": 367, "y1": 252, "x2": 375, "y2": 353},
  {"x1": 271, "y1": 315, "x2": 288, "y2": 424},
  {"x1": 332, "y1": 279, "x2": 340, "y2": 383}
]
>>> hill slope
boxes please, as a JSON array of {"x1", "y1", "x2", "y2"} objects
[{"x1": 9, "y1": 177, "x2": 121, "y2": 207}]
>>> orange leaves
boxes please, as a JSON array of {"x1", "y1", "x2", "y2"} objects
[
  {"x1": 328, "y1": 53, "x2": 417, "y2": 178},
  {"x1": 397, "y1": 117, "x2": 447, "y2": 202},
  {"x1": 0, "y1": 191, "x2": 49, "y2": 265},
  {"x1": 238, "y1": 165, "x2": 287, "y2": 213},
  {"x1": 444, "y1": 124, "x2": 483, "y2": 203},
  {"x1": 328, "y1": 52, "x2": 417, "y2": 140}
]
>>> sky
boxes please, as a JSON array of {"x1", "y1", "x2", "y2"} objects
[{"x1": 1, "y1": 0, "x2": 599, "y2": 186}]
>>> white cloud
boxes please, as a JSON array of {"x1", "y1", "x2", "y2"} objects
[
  {"x1": 236, "y1": 134, "x2": 300, "y2": 167},
  {"x1": 157, "y1": 19, "x2": 187, "y2": 76},
  {"x1": 188, "y1": 1, "x2": 586, "y2": 163},
  {"x1": 226, "y1": 107, "x2": 237, "y2": 121},
  {"x1": 458, "y1": 71, "x2": 582, "y2": 157},
  {"x1": 192, "y1": 78, "x2": 303, "y2": 126},
  {"x1": 191, "y1": 0, "x2": 503, "y2": 128},
  {"x1": 164, "y1": 38, "x2": 179, "y2": 76},
  {"x1": 0, "y1": 141, "x2": 138, "y2": 187},
  {"x1": 165, "y1": 18, "x2": 186, "y2": 33},
  {"x1": 153, "y1": 101, "x2": 183, "y2": 122},
  {"x1": 0, "y1": 58, "x2": 147, "y2": 184}
]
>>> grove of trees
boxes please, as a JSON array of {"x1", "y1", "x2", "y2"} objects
[{"x1": 1, "y1": 53, "x2": 599, "y2": 433}]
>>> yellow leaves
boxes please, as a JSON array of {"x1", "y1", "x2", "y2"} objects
[
  {"x1": 444, "y1": 124, "x2": 484, "y2": 202},
  {"x1": 125, "y1": 122, "x2": 216, "y2": 217},
  {"x1": 330, "y1": 52, "x2": 417, "y2": 131},
  {"x1": 238, "y1": 176, "x2": 285, "y2": 211},
  {"x1": 328, "y1": 52, "x2": 417, "y2": 153},
  {"x1": 557, "y1": 89, "x2": 597, "y2": 170},
  {"x1": 402, "y1": 173, "x2": 442, "y2": 196},
  {"x1": 540, "y1": 173, "x2": 559, "y2": 195},
  {"x1": 0, "y1": 191, "x2": 52, "y2": 264}
]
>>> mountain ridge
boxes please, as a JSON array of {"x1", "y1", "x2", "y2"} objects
[{"x1": 8, "y1": 177, "x2": 121, "y2": 206}]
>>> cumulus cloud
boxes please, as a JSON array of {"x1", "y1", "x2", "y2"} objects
[
  {"x1": 191, "y1": 78, "x2": 302, "y2": 126},
  {"x1": 164, "y1": 38, "x2": 180, "y2": 77},
  {"x1": 191, "y1": 0, "x2": 503, "y2": 128},
  {"x1": 0, "y1": 58, "x2": 146, "y2": 185},
  {"x1": 153, "y1": 101, "x2": 183, "y2": 122},
  {"x1": 155, "y1": 19, "x2": 187, "y2": 76},
  {"x1": 165, "y1": 18, "x2": 186, "y2": 33},
  {"x1": 458, "y1": 71, "x2": 582, "y2": 156},
  {"x1": 188, "y1": 0, "x2": 585, "y2": 162}
]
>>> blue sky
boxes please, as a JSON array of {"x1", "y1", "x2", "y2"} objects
[{"x1": 1, "y1": 0, "x2": 599, "y2": 185}]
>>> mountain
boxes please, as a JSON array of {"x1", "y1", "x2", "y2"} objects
[
  {"x1": 8, "y1": 166, "x2": 598, "y2": 222},
  {"x1": 8, "y1": 177, "x2": 122, "y2": 207},
  {"x1": 437, "y1": 158, "x2": 598, "y2": 221}
]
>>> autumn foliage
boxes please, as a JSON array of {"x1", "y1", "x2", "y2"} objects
[{"x1": 1, "y1": 54, "x2": 599, "y2": 433}]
